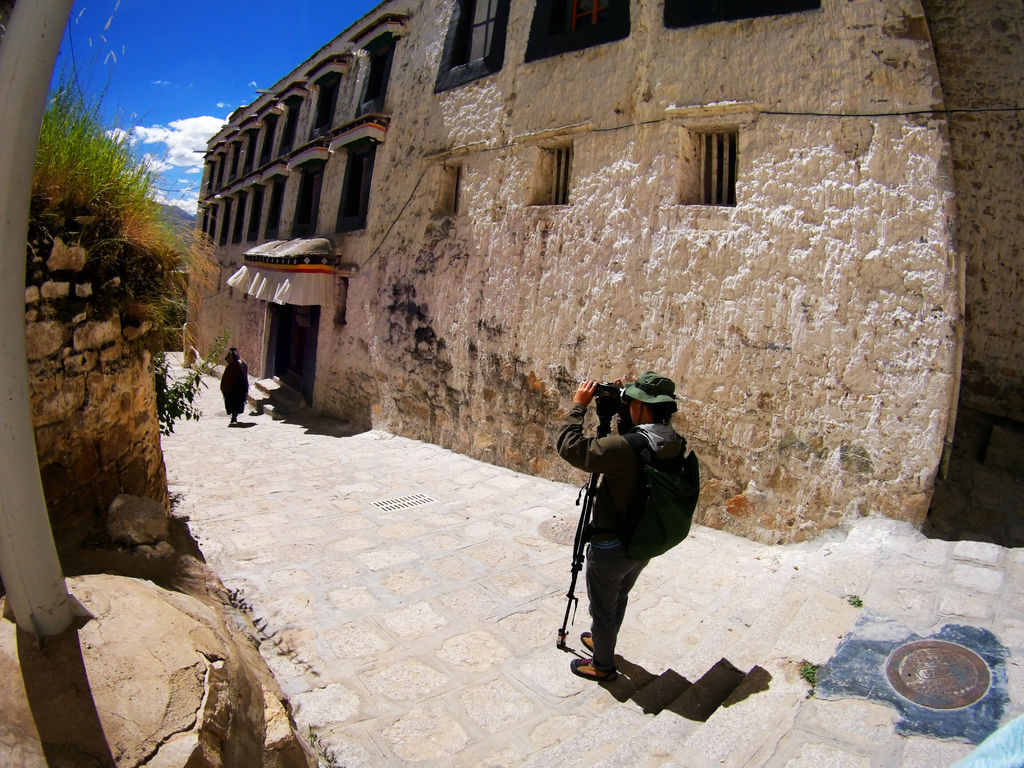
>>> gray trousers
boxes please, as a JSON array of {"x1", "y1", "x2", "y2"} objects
[{"x1": 585, "y1": 543, "x2": 649, "y2": 670}]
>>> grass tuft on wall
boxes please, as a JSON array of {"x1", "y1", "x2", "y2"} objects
[{"x1": 30, "y1": 80, "x2": 188, "y2": 347}]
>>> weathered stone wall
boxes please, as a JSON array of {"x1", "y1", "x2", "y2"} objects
[
  {"x1": 922, "y1": 0, "x2": 1024, "y2": 421},
  {"x1": 192, "y1": 0, "x2": 967, "y2": 542},
  {"x1": 186, "y1": 253, "x2": 268, "y2": 375},
  {"x1": 25, "y1": 233, "x2": 168, "y2": 543}
]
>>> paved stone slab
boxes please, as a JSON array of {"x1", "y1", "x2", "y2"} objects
[{"x1": 160, "y1": 364, "x2": 1024, "y2": 766}]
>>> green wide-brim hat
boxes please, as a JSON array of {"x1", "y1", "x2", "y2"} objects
[{"x1": 623, "y1": 371, "x2": 677, "y2": 404}]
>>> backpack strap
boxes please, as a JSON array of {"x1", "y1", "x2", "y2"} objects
[
  {"x1": 624, "y1": 428, "x2": 688, "y2": 470},
  {"x1": 623, "y1": 431, "x2": 653, "y2": 465}
]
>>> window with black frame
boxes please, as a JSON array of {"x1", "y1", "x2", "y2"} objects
[
  {"x1": 310, "y1": 74, "x2": 341, "y2": 139},
  {"x1": 241, "y1": 128, "x2": 259, "y2": 176},
  {"x1": 227, "y1": 141, "x2": 240, "y2": 181},
  {"x1": 219, "y1": 198, "x2": 233, "y2": 246},
  {"x1": 336, "y1": 144, "x2": 377, "y2": 232},
  {"x1": 258, "y1": 114, "x2": 278, "y2": 166},
  {"x1": 247, "y1": 185, "x2": 265, "y2": 242},
  {"x1": 278, "y1": 96, "x2": 303, "y2": 156},
  {"x1": 358, "y1": 36, "x2": 397, "y2": 116},
  {"x1": 664, "y1": 0, "x2": 820, "y2": 29},
  {"x1": 264, "y1": 178, "x2": 285, "y2": 240},
  {"x1": 292, "y1": 162, "x2": 325, "y2": 238},
  {"x1": 203, "y1": 160, "x2": 215, "y2": 194},
  {"x1": 524, "y1": 0, "x2": 629, "y2": 62},
  {"x1": 434, "y1": 0, "x2": 511, "y2": 92},
  {"x1": 232, "y1": 190, "x2": 248, "y2": 243}
]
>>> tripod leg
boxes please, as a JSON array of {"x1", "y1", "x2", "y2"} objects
[{"x1": 556, "y1": 473, "x2": 598, "y2": 648}]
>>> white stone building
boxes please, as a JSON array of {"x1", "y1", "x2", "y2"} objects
[{"x1": 189, "y1": 0, "x2": 1024, "y2": 543}]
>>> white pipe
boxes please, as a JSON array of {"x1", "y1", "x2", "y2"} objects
[{"x1": 0, "y1": 0, "x2": 75, "y2": 637}]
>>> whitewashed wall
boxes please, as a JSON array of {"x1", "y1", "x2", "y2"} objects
[{"x1": 192, "y1": 0, "x2": 975, "y2": 542}]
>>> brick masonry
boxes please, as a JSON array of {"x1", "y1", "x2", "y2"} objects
[{"x1": 25, "y1": 234, "x2": 168, "y2": 543}]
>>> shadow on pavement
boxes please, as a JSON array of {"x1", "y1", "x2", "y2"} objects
[
  {"x1": 253, "y1": 408, "x2": 369, "y2": 439},
  {"x1": 925, "y1": 406, "x2": 1024, "y2": 548},
  {"x1": 598, "y1": 654, "x2": 772, "y2": 721}
]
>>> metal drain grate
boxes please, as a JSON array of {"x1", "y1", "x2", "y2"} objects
[{"x1": 372, "y1": 493, "x2": 437, "y2": 512}]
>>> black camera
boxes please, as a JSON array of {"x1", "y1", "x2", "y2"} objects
[
  {"x1": 593, "y1": 382, "x2": 624, "y2": 403},
  {"x1": 592, "y1": 381, "x2": 633, "y2": 435}
]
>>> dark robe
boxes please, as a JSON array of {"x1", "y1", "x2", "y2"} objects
[{"x1": 220, "y1": 358, "x2": 249, "y2": 416}]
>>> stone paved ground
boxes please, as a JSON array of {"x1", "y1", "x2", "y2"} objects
[{"x1": 162, "y1": 368, "x2": 1024, "y2": 767}]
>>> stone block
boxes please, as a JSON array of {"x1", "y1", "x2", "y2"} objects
[
  {"x1": 122, "y1": 320, "x2": 152, "y2": 341},
  {"x1": 381, "y1": 704, "x2": 469, "y2": 762},
  {"x1": 937, "y1": 588, "x2": 997, "y2": 621},
  {"x1": 75, "y1": 282, "x2": 93, "y2": 297},
  {"x1": 74, "y1": 317, "x2": 122, "y2": 350},
  {"x1": 106, "y1": 493, "x2": 169, "y2": 545},
  {"x1": 40, "y1": 281, "x2": 70, "y2": 299},
  {"x1": 950, "y1": 563, "x2": 1005, "y2": 593},
  {"x1": 30, "y1": 376, "x2": 85, "y2": 425},
  {"x1": 100, "y1": 342, "x2": 127, "y2": 366},
  {"x1": 47, "y1": 237, "x2": 87, "y2": 272},
  {"x1": 25, "y1": 285, "x2": 39, "y2": 304},
  {"x1": 25, "y1": 320, "x2": 68, "y2": 359},
  {"x1": 953, "y1": 540, "x2": 1004, "y2": 565},
  {"x1": 63, "y1": 350, "x2": 98, "y2": 375}
]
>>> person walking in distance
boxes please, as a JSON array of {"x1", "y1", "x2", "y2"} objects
[
  {"x1": 220, "y1": 348, "x2": 249, "y2": 425},
  {"x1": 556, "y1": 372, "x2": 684, "y2": 681}
]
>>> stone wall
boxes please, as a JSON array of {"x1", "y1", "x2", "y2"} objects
[
  {"x1": 922, "y1": 0, "x2": 1024, "y2": 422},
  {"x1": 191, "y1": 0, "x2": 968, "y2": 542},
  {"x1": 25, "y1": 232, "x2": 168, "y2": 544}
]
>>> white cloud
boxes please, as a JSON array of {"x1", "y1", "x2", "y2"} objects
[
  {"x1": 132, "y1": 115, "x2": 225, "y2": 172},
  {"x1": 151, "y1": 80, "x2": 172, "y2": 86},
  {"x1": 141, "y1": 153, "x2": 173, "y2": 174},
  {"x1": 130, "y1": 115, "x2": 225, "y2": 214},
  {"x1": 153, "y1": 188, "x2": 199, "y2": 216}
]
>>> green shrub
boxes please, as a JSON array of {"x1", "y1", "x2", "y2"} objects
[{"x1": 154, "y1": 333, "x2": 228, "y2": 435}]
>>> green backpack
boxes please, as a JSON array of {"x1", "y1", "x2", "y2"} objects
[{"x1": 623, "y1": 432, "x2": 701, "y2": 560}]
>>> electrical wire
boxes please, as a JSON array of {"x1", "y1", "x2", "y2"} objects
[{"x1": 351, "y1": 101, "x2": 1022, "y2": 271}]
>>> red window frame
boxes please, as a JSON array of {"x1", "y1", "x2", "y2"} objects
[{"x1": 570, "y1": 0, "x2": 608, "y2": 29}]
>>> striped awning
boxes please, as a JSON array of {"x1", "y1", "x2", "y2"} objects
[{"x1": 227, "y1": 239, "x2": 336, "y2": 306}]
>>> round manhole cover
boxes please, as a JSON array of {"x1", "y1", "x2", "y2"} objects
[
  {"x1": 885, "y1": 640, "x2": 991, "y2": 710},
  {"x1": 539, "y1": 516, "x2": 578, "y2": 545}
]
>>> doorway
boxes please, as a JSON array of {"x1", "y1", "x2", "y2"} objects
[{"x1": 266, "y1": 304, "x2": 320, "y2": 406}]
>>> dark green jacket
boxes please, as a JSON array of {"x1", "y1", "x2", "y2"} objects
[{"x1": 556, "y1": 403, "x2": 683, "y2": 544}]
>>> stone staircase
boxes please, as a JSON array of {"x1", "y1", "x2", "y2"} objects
[
  {"x1": 523, "y1": 655, "x2": 772, "y2": 768},
  {"x1": 250, "y1": 377, "x2": 306, "y2": 419}
]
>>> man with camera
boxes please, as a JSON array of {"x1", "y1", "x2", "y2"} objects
[{"x1": 556, "y1": 371, "x2": 684, "y2": 682}]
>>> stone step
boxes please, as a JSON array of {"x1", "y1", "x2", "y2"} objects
[
  {"x1": 593, "y1": 660, "x2": 770, "y2": 768},
  {"x1": 523, "y1": 657, "x2": 764, "y2": 768},
  {"x1": 251, "y1": 377, "x2": 305, "y2": 416}
]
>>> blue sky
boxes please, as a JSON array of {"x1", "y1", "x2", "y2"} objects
[{"x1": 55, "y1": 1, "x2": 381, "y2": 215}]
